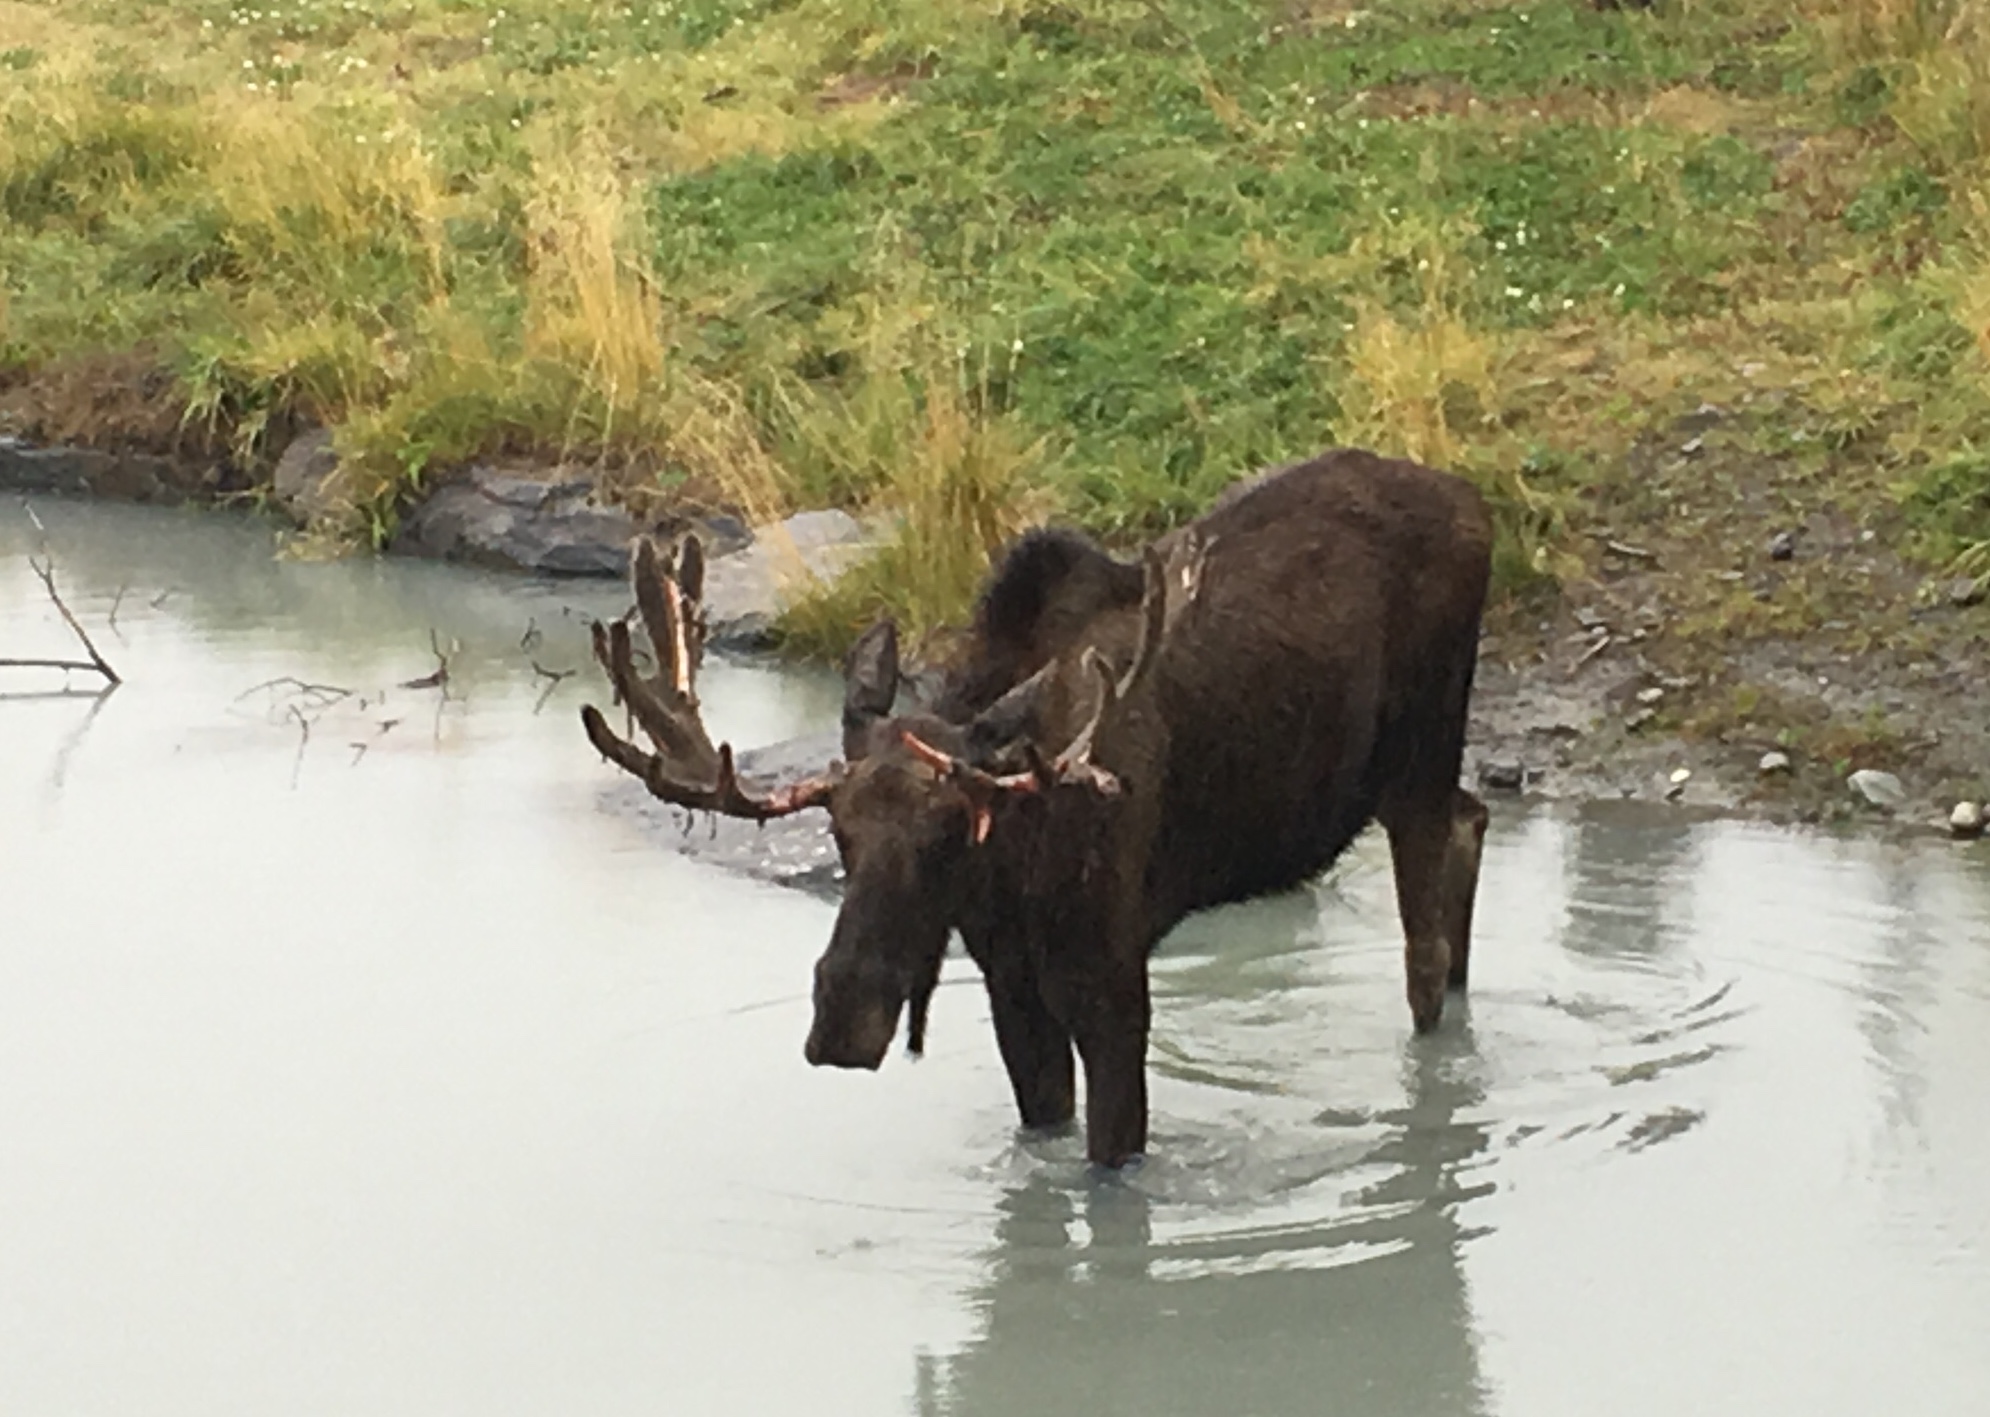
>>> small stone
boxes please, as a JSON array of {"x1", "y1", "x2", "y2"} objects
[
  {"x1": 1478, "y1": 760, "x2": 1526, "y2": 792},
  {"x1": 1949, "y1": 575, "x2": 1985, "y2": 608},
  {"x1": 1635, "y1": 686, "x2": 1665, "y2": 706},
  {"x1": 1681, "y1": 435, "x2": 1705, "y2": 456},
  {"x1": 1626, "y1": 708, "x2": 1656, "y2": 731},
  {"x1": 1669, "y1": 768, "x2": 1692, "y2": 785},
  {"x1": 1758, "y1": 751, "x2": 1791, "y2": 774},
  {"x1": 1951, "y1": 801, "x2": 1986, "y2": 838},
  {"x1": 1768, "y1": 531, "x2": 1796, "y2": 561},
  {"x1": 1848, "y1": 769, "x2": 1907, "y2": 810}
]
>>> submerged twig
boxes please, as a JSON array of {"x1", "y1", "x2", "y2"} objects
[
  {"x1": 235, "y1": 676, "x2": 353, "y2": 708},
  {"x1": 531, "y1": 659, "x2": 575, "y2": 716},
  {"x1": 399, "y1": 627, "x2": 453, "y2": 691},
  {"x1": 287, "y1": 703, "x2": 311, "y2": 790},
  {"x1": 3, "y1": 507, "x2": 122, "y2": 687}
]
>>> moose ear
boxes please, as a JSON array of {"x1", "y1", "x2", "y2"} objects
[{"x1": 841, "y1": 618, "x2": 900, "y2": 758}]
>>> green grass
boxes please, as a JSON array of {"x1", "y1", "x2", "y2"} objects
[{"x1": 6, "y1": 0, "x2": 1990, "y2": 641}]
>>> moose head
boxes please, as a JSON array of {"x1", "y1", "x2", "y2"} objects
[{"x1": 580, "y1": 531, "x2": 1204, "y2": 1071}]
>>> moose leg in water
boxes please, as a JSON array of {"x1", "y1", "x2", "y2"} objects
[
  {"x1": 1442, "y1": 789, "x2": 1490, "y2": 990},
  {"x1": 1064, "y1": 965, "x2": 1152, "y2": 1169},
  {"x1": 982, "y1": 963, "x2": 1076, "y2": 1130},
  {"x1": 1380, "y1": 786, "x2": 1466, "y2": 1033}
]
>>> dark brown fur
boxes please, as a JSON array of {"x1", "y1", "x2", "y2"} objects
[
  {"x1": 805, "y1": 450, "x2": 1493, "y2": 1165},
  {"x1": 582, "y1": 448, "x2": 1493, "y2": 1168}
]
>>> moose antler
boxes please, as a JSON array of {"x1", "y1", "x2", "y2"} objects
[
  {"x1": 900, "y1": 530, "x2": 1210, "y2": 809},
  {"x1": 1053, "y1": 530, "x2": 1208, "y2": 785},
  {"x1": 580, "y1": 536, "x2": 839, "y2": 820}
]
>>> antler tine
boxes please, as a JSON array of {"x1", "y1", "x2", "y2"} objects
[
  {"x1": 633, "y1": 537, "x2": 696, "y2": 701},
  {"x1": 1047, "y1": 531, "x2": 1208, "y2": 793},
  {"x1": 580, "y1": 535, "x2": 838, "y2": 821},
  {"x1": 1116, "y1": 530, "x2": 1206, "y2": 700}
]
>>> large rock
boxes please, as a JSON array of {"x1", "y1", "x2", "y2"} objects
[
  {"x1": 701, "y1": 508, "x2": 877, "y2": 648},
  {"x1": 270, "y1": 427, "x2": 343, "y2": 526},
  {"x1": 0, "y1": 435, "x2": 194, "y2": 503},
  {"x1": 391, "y1": 464, "x2": 641, "y2": 577}
]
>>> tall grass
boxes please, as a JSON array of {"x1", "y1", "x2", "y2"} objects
[
  {"x1": 1808, "y1": 0, "x2": 1990, "y2": 170},
  {"x1": 16, "y1": 0, "x2": 1990, "y2": 650},
  {"x1": 775, "y1": 315, "x2": 1054, "y2": 655}
]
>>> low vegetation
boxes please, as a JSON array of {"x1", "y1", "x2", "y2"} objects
[{"x1": 4, "y1": 0, "x2": 1990, "y2": 646}]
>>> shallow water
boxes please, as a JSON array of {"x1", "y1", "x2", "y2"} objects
[{"x1": 4, "y1": 500, "x2": 1989, "y2": 1416}]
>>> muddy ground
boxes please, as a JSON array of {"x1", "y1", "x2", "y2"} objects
[{"x1": 1470, "y1": 406, "x2": 1988, "y2": 834}]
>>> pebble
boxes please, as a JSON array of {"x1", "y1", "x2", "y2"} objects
[
  {"x1": 1950, "y1": 576, "x2": 1985, "y2": 608},
  {"x1": 1768, "y1": 531, "x2": 1796, "y2": 561},
  {"x1": 1635, "y1": 686, "x2": 1665, "y2": 705},
  {"x1": 1681, "y1": 435, "x2": 1705, "y2": 456},
  {"x1": 1848, "y1": 769, "x2": 1907, "y2": 810},
  {"x1": 1759, "y1": 751, "x2": 1791, "y2": 774},
  {"x1": 1669, "y1": 768, "x2": 1692, "y2": 785},
  {"x1": 1952, "y1": 802, "x2": 1985, "y2": 838},
  {"x1": 1626, "y1": 708, "x2": 1656, "y2": 731},
  {"x1": 1478, "y1": 761, "x2": 1526, "y2": 792}
]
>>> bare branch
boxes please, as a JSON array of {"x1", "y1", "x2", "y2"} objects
[
  {"x1": 4, "y1": 510, "x2": 121, "y2": 687},
  {"x1": 28, "y1": 558, "x2": 122, "y2": 683},
  {"x1": 399, "y1": 628, "x2": 452, "y2": 692}
]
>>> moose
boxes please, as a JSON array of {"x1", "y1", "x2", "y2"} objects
[{"x1": 581, "y1": 448, "x2": 1494, "y2": 1168}]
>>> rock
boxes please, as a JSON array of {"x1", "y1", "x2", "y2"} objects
[
  {"x1": 1848, "y1": 769, "x2": 1907, "y2": 810},
  {"x1": 1680, "y1": 435, "x2": 1705, "y2": 456},
  {"x1": 659, "y1": 509, "x2": 753, "y2": 560},
  {"x1": 270, "y1": 427, "x2": 342, "y2": 526},
  {"x1": 392, "y1": 464, "x2": 641, "y2": 577},
  {"x1": 1635, "y1": 686, "x2": 1665, "y2": 706},
  {"x1": 1477, "y1": 760, "x2": 1526, "y2": 792},
  {"x1": 1949, "y1": 575, "x2": 1985, "y2": 608},
  {"x1": 1758, "y1": 750, "x2": 1791, "y2": 775},
  {"x1": 1768, "y1": 530, "x2": 1796, "y2": 562},
  {"x1": 1951, "y1": 801, "x2": 1986, "y2": 838},
  {"x1": 0, "y1": 435, "x2": 191, "y2": 503},
  {"x1": 1626, "y1": 708, "x2": 1656, "y2": 731},
  {"x1": 1669, "y1": 767, "x2": 1692, "y2": 785},
  {"x1": 700, "y1": 509, "x2": 880, "y2": 649}
]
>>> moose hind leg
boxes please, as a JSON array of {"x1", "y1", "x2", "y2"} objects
[
  {"x1": 986, "y1": 974, "x2": 1076, "y2": 1131},
  {"x1": 1383, "y1": 802, "x2": 1456, "y2": 1034},
  {"x1": 1442, "y1": 789, "x2": 1490, "y2": 991}
]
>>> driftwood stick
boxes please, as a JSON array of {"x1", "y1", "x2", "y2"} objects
[{"x1": 5, "y1": 507, "x2": 121, "y2": 686}]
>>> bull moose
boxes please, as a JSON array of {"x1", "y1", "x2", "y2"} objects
[{"x1": 581, "y1": 449, "x2": 1494, "y2": 1168}]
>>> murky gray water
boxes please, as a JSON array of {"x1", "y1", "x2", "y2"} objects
[{"x1": 4, "y1": 500, "x2": 1989, "y2": 1416}]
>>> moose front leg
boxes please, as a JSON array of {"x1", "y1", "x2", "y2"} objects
[
  {"x1": 985, "y1": 971, "x2": 1076, "y2": 1131},
  {"x1": 1059, "y1": 972, "x2": 1152, "y2": 1169}
]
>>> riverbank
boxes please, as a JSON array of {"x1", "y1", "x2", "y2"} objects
[{"x1": 6, "y1": 0, "x2": 1990, "y2": 823}]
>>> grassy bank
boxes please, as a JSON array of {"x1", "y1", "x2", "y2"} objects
[{"x1": 4, "y1": 0, "x2": 1990, "y2": 650}]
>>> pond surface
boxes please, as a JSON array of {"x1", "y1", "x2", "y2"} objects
[{"x1": 4, "y1": 500, "x2": 1989, "y2": 1417}]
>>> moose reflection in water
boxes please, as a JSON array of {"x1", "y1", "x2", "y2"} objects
[
  {"x1": 924, "y1": 1012, "x2": 1494, "y2": 1417},
  {"x1": 580, "y1": 450, "x2": 1496, "y2": 1166}
]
